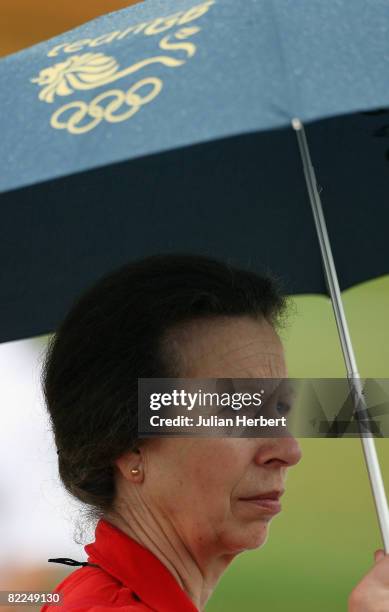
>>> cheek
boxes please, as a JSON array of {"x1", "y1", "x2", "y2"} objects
[
  {"x1": 183, "y1": 443, "x2": 247, "y2": 503},
  {"x1": 147, "y1": 441, "x2": 249, "y2": 516}
]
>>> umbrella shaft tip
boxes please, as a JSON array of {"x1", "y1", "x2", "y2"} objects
[{"x1": 291, "y1": 117, "x2": 303, "y2": 131}]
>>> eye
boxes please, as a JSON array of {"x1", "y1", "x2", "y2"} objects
[{"x1": 276, "y1": 401, "x2": 291, "y2": 416}]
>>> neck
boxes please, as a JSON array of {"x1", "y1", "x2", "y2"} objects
[{"x1": 104, "y1": 500, "x2": 235, "y2": 611}]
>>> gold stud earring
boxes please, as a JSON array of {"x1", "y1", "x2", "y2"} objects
[{"x1": 130, "y1": 468, "x2": 140, "y2": 476}]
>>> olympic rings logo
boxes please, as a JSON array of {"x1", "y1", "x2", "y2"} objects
[{"x1": 50, "y1": 77, "x2": 162, "y2": 134}]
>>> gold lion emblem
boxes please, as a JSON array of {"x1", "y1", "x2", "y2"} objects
[
  {"x1": 31, "y1": 27, "x2": 202, "y2": 105},
  {"x1": 31, "y1": 53, "x2": 120, "y2": 103}
]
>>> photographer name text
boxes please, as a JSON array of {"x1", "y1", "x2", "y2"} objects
[{"x1": 149, "y1": 414, "x2": 286, "y2": 428}]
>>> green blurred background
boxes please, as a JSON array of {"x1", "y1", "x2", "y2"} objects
[{"x1": 1, "y1": 4, "x2": 388, "y2": 610}]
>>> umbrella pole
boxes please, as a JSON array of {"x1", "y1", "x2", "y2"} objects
[{"x1": 292, "y1": 118, "x2": 389, "y2": 552}]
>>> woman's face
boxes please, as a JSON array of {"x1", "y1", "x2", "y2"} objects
[{"x1": 138, "y1": 317, "x2": 302, "y2": 561}]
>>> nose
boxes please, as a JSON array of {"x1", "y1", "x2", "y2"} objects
[{"x1": 254, "y1": 436, "x2": 302, "y2": 469}]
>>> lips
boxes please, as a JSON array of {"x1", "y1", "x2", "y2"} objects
[{"x1": 238, "y1": 490, "x2": 284, "y2": 514}]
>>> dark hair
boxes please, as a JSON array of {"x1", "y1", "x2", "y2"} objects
[{"x1": 43, "y1": 254, "x2": 287, "y2": 517}]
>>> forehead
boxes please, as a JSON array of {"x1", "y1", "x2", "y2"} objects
[{"x1": 166, "y1": 315, "x2": 287, "y2": 378}]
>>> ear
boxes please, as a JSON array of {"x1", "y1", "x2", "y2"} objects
[{"x1": 115, "y1": 447, "x2": 144, "y2": 483}]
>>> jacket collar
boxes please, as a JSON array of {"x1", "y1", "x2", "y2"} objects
[{"x1": 85, "y1": 518, "x2": 198, "y2": 612}]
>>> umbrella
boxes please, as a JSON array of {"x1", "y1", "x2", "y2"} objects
[{"x1": 1, "y1": 0, "x2": 389, "y2": 544}]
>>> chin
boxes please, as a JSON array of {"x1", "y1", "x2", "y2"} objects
[
  {"x1": 244, "y1": 522, "x2": 270, "y2": 550},
  {"x1": 222, "y1": 521, "x2": 270, "y2": 554}
]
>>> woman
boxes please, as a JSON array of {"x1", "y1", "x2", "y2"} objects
[{"x1": 42, "y1": 255, "x2": 389, "y2": 611}]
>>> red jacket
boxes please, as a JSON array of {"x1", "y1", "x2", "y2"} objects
[{"x1": 41, "y1": 519, "x2": 198, "y2": 611}]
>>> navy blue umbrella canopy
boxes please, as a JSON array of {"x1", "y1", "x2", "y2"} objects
[{"x1": 1, "y1": 0, "x2": 389, "y2": 342}]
